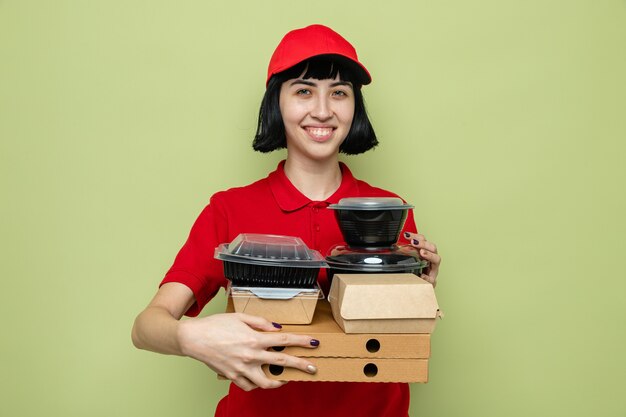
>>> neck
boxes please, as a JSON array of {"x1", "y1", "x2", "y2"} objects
[{"x1": 284, "y1": 155, "x2": 343, "y2": 201}]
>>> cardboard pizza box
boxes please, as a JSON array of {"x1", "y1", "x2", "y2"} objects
[{"x1": 262, "y1": 357, "x2": 429, "y2": 383}]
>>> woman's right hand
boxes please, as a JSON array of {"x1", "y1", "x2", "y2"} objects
[
  {"x1": 177, "y1": 312, "x2": 319, "y2": 391},
  {"x1": 132, "y1": 282, "x2": 319, "y2": 392}
]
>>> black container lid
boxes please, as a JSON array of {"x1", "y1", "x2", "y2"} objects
[
  {"x1": 325, "y1": 244, "x2": 428, "y2": 272},
  {"x1": 328, "y1": 197, "x2": 414, "y2": 211},
  {"x1": 215, "y1": 233, "x2": 328, "y2": 268}
]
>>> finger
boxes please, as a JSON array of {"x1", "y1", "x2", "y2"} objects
[
  {"x1": 258, "y1": 332, "x2": 320, "y2": 350},
  {"x1": 259, "y1": 351, "x2": 318, "y2": 376},
  {"x1": 420, "y1": 273, "x2": 437, "y2": 287},
  {"x1": 420, "y1": 251, "x2": 440, "y2": 283},
  {"x1": 404, "y1": 232, "x2": 424, "y2": 240},
  {"x1": 419, "y1": 250, "x2": 441, "y2": 269},
  {"x1": 243, "y1": 367, "x2": 286, "y2": 390},
  {"x1": 236, "y1": 313, "x2": 283, "y2": 332},
  {"x1": 410, "y1": 236, "x2": 438, "y2": 254},
  {"x1": 221, "y1": 362, "x2": 285, "y2": 391}
]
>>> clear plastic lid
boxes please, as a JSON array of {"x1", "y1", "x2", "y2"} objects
[
  {"x1": 215, "y1": 233, "x2": 328, "y2": 268},
  {"x1": 325, "y1": 244, "x2": 428, "y2": 272},
  {"x1": 328, "y1": 197, "x2": 414, "y2": 210}
]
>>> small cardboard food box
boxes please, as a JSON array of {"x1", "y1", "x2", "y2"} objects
[
  {"x1": 328, "y1": 273, "x2": 441, "y2": 334},
  {"x1": 228, "y1": 285, "x2": 322, "y2": 325}
]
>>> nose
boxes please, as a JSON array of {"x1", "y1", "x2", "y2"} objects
[{"x1": 310, "y1": 96, "x2": 332, "y2": 121}]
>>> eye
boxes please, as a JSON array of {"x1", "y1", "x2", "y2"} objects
[
  {"x1": 332, "y1": 89, "x2": 349, "y2": 97},
  {"x1": 296, "y1": 88, "x2": 311, "y2": 95}
]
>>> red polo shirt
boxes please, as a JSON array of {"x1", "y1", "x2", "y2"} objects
[{"x1": 161, "y1": 161, "x2": 417, "y2": 417}]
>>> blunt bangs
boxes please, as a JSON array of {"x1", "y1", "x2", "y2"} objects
[{"x1": 278, "y1": 56, "x2": 357, "y2": 85}]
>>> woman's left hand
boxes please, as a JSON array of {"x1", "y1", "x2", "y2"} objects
[{"x1": 404, "y1": 232, "x2": 441, "y2": 287}]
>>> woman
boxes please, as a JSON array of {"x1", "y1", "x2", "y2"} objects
[{"x1": 132, "y1": 24, "x2": 441, "y2": 417}]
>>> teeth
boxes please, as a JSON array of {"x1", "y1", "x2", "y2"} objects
[{"x1": 307, "y1": 127, "x2": 333, "y2": 137}]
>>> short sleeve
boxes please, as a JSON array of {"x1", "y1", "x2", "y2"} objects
[{"x1": 160, "y1": 194, "x2": 230, "y2": 317}]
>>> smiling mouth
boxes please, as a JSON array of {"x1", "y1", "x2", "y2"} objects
[{"x1": 304, "y1": 127, "x2": 335, "y2": 141}]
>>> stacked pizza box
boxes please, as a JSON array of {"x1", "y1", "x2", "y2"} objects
[{"x1": 259, "y1": 273, "x2": 441, "y2": 383}]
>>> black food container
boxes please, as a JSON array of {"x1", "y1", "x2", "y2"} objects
[
  {"x1": 328, "y1": 197, "x2": 414, "y2": 248},
  {"x1": 215, "y1": 233, "x2": 328, "y2": 288},
  {"x1": 325, "y1": 244, "x2": 428, "y2": 284}
]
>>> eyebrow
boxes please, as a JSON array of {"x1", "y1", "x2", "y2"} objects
[{"x1": 289, "y1": 79, "x2": 353, "y2": 88}]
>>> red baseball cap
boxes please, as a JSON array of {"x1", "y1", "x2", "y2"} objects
[{"x1": 266, "y1": 24, "x2": 371, "y2": 87}]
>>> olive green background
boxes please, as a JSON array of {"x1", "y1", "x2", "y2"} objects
[{"x1": 1, "y1": 1, "x2": 625, "y2": 416}]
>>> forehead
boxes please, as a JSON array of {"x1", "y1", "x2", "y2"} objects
[
  {"x1": 285, "y1": 58, "x2": 357, "y2": 83},
  {"x1": 282, "y1": 75, "x2": 353, "y2": 88}
]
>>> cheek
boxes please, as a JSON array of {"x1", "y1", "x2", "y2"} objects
[
  {"x1": 280, "y1": 102, "x2": 306, "y2": 125},
  {"x1": 342, "y1": 103, "x2": 356, "y2": 126},
  {"x1": 343, "y1": 97, "x2": 356, "y2": 119}
]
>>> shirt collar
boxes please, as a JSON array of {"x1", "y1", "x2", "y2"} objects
[{"x1": 268, "y1": 160, "x2": 360, "y2": 212}]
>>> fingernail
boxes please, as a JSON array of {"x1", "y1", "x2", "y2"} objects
[
  {"x1": 421, "y1": 249, "x2": 427, "y2": 256},
  {"x1": 306, "y1": 364, "x2": 317, "y2": 374},
  {"x1": 412, "y1": 239, "x2": 419, "y2": 245},
  {"x1": 272, "y1": 322, "x2": 282, "y2": 329},
  {"x1": 310, "y1": 339, "x2": 320, "y2": 347},
  {"x1": 404, "y1": 232, "x2": 411, "y2": 238}
]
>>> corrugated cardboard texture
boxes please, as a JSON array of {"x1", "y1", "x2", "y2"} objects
[
  {"x1": 271, "y1": 301, "x2": 431, "y2": 358},
  {"x1": 329, "y1": 273, "x2": 441, "y2": 333},
  {"x1": 226, "y1": 299, "x2": 431, "y2": 358},
  {"x1": 262, "y1": 358, "x2": 429, "y2": 383}
]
